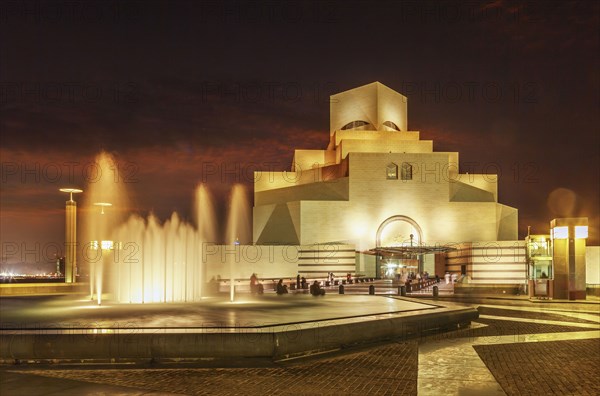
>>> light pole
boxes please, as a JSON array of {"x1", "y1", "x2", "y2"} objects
[
  {"x1": 59, "y1": 188, "x2": 82, "y2": 283},
  {"x1": 91, "y1": 202, "x2": 112, "y2": 305},
  {"x1": 231, "y1": 237, "x2": 240, "y2": 302}
]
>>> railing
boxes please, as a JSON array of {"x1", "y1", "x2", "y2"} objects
[{"x1": 405, "y1": 279, "x2": 438, "y2": 292}]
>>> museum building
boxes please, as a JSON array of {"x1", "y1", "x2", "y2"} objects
[{"x1": 252, "y1": 82, "x2": 525, "y2": 284}]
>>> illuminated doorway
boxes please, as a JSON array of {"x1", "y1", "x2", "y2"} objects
[{"x1": 375, "y1": 216, "x2": 423, "y2": 279}]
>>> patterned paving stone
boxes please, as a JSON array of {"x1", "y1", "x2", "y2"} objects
[
  {"x1": 415, "y1": 317, "x2": 589, "y2": 344},
  {"x1": 477, "y1": 306, "x2": 599, "y2": 324},
  {"x1": 3, "y1": 301, "x2": 599, "y2": 396},
  {"x1": 15, "y1": 342, "x2": 419, "y2": 396},
  {"x1": 474, "y1": 339, "x2": 600, "y2": 396},
  {"x1": 464, "y1": 318, "x2": 588, "y2": 338}
]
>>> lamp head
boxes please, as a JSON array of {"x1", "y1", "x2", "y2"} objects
[
  {"x1": 59, "y1": 188, "x2": 83, "y2": 201},
  {"x1": 93, "y1": 202, "x2": 112, "y2": 214}
]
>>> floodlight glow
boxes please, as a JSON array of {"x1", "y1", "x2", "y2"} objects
[
  {"x1": 101, "y1": 240, "x2": 114, "y2": 250},
  {"x1": 552, "y1": 226, "x2": 569, "y2": 239},
  {"x1": 574, "y1": 226, "x2": 588, "y2": 239}
]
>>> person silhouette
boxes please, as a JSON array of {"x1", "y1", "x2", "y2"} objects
[
  {"x1": 310, "y1": 280, "x2": 325, "y2": 296},
  {"x1": 276, "y1": 279, "x2": 288, "y2": 295}
]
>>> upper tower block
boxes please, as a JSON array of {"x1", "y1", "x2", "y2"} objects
[{"x1": 330, "y1": 82, "x2": 408, "y2": 134}]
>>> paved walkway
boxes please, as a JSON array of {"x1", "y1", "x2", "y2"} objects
[
  {"x1": 418, "y1": 303, "x2": 600, "y2": 395},
  {"x1": 410, "y1": 280, "x2": 454, "y2": 296},
  {"x1": 1, "y1": 299, "x2": 599, "y2": 395}
]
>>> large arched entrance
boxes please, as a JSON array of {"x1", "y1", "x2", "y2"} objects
[{"x1": 375, "y1": 216, "x2": 423, "y2": 279}]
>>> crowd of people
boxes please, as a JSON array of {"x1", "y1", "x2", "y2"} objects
[
  {"x1": 209, "y1": 271, "x2": 461, "y2": 299},
  {"x1": 398, "y1": 271, "x2": 460, "y2": 285},
  {"x1": 398, "y1": 271, "x2": 431, "y2": 283},
  {"x1": 246, "y1": 274, "x2": 330, "y2": 296},
  {"x1": 208, "y1": 274, "x2": 338, "y2": 296},
  {"x1": 217, "y1": 272, "x2": 458, "y2": 297}
]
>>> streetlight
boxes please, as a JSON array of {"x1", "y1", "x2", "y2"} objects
[
  {"x1": 59, "y1": 188, "x2": 82, "y2": 283},
  {"x1": 91, "y1": 202, "x2": 112, "y2": 305}
]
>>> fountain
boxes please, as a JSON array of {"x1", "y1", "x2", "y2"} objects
[
  {"x1": 110, "y1": 212, "x2": 204, "y2": 303},
  {"x1": 0, "y1": 150, "x2": 480, "y2": 365},
  {"x1": 83, "y1": 152, "x2": 128, "y2": 305},
  {"x1": 225, "y1": 184, "x2": 251, "y2": 245},
  {"x1": 82, "y1": 151, "x2": 249, "y2": 304},
  {"x1": 224, "y1": 184, "x2": 251, "y2": 301}
]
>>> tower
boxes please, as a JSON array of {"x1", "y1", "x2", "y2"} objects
[{"x1": 59, "y1": 188, "x2": 83, "y2": 283}]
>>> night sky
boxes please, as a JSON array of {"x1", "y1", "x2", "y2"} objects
[{"x1": 1, "y1": 1, "x2": 598, "y2": 272}]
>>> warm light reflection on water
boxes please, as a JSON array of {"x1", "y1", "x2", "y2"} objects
[{"x1": 74, "y1": 304, "x2": 110, "y2": 309}]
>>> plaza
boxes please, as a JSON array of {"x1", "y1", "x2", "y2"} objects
[
  {"x1": 1, "y1": 282, "x2": 599, "y2": 395},
  {"x1": 2, "y1": 0, "x2": 598, "y2": 393},
  {"x1": 1, "y1": 81, "x2": 599, "y2": 396}
]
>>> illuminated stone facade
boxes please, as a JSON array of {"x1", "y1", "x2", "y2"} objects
[{"x1": 253, "y1": 82, "x2": 519, "y2": 278}]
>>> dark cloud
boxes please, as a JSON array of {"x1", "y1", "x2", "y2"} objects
[{"x1": 1, "y1": 0, "x2": 598, "y2": 265}]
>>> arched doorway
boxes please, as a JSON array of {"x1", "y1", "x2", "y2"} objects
[{"x1": 375, "y1": 216, "x2": 423, "y2": 279}]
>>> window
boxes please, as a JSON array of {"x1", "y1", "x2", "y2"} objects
[
  {"x1": 401, "y1": 163, "x2": 413, "y2": 180},
  {"x1": 382, "y1": 120, "x2": 401, "y2": 131},
  {"x1": 341, "y1": 120, "x2": 372, "y2": 130},
  {"x1": 386, "y1": 163, "x2": 398, "y2": 179}
]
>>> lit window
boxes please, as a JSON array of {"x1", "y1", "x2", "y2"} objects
[
  {"x1": 575, "y1": 226, "x2": 588, "y2": 239},
  {"x1": 382, "y1": 121, "x2": 401, "y2": 131},
  {"x1": 401, "y1": 163, "x2": 413, "y2": 180},
  {"x1": 552, "y1": 226, "x2": 568, "y2": 239},
  {"x1": 386, "y1": 163, "x2": 398, "y2": 179},
  {"x1": 341, "y1": 120, "x2": 372, "y2": 130}
]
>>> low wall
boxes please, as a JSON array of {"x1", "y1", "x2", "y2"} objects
[
  {"x1": 0, "y1": 282, "x2": 88, "y2": 297},
  {"x1": 454, "y1": 283, "x2": 523, "y2": 295},
  {"x1": 202, "y1": 244, "x2": 356, "y2": 281},
  {"x1": 587, "y1": 285, "x2": 600, "y2": 297},
  {"x1": 0, "y1": 308, "x2": 478, "y2": 363}
]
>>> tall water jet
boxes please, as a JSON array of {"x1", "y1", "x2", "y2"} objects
[
  {"x1": 82, "y1": 151, "x2": 129, "y2": 304},
  {"x1": 193, "y1": 184, "x2": 217, "y2": 300},
  {"x1": 92, "y1": 202, "x2": 112, "y2": 305},
  {"x1": 226, "y1": 184, "x2": 252, "y2": 245},
  {"x1": 113, "y1": 214, "x2": 145, "y2": 303},
  {"x1": 225, "y1": 184, "x2": 252, "y2": 302},
  {"x1": 110, "y1": 185, "x2": 222, "y2": 304},
  {"x1": 194, "y1": 184, "x2": 217, "y2": 242}
]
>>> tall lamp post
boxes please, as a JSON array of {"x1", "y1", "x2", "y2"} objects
[
  {"x1": 91, "y1": 202, "x2": 113, "y2": 305},
  {"x1": 59, "y1": 188, "x2": 83, "y2": 283}
]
